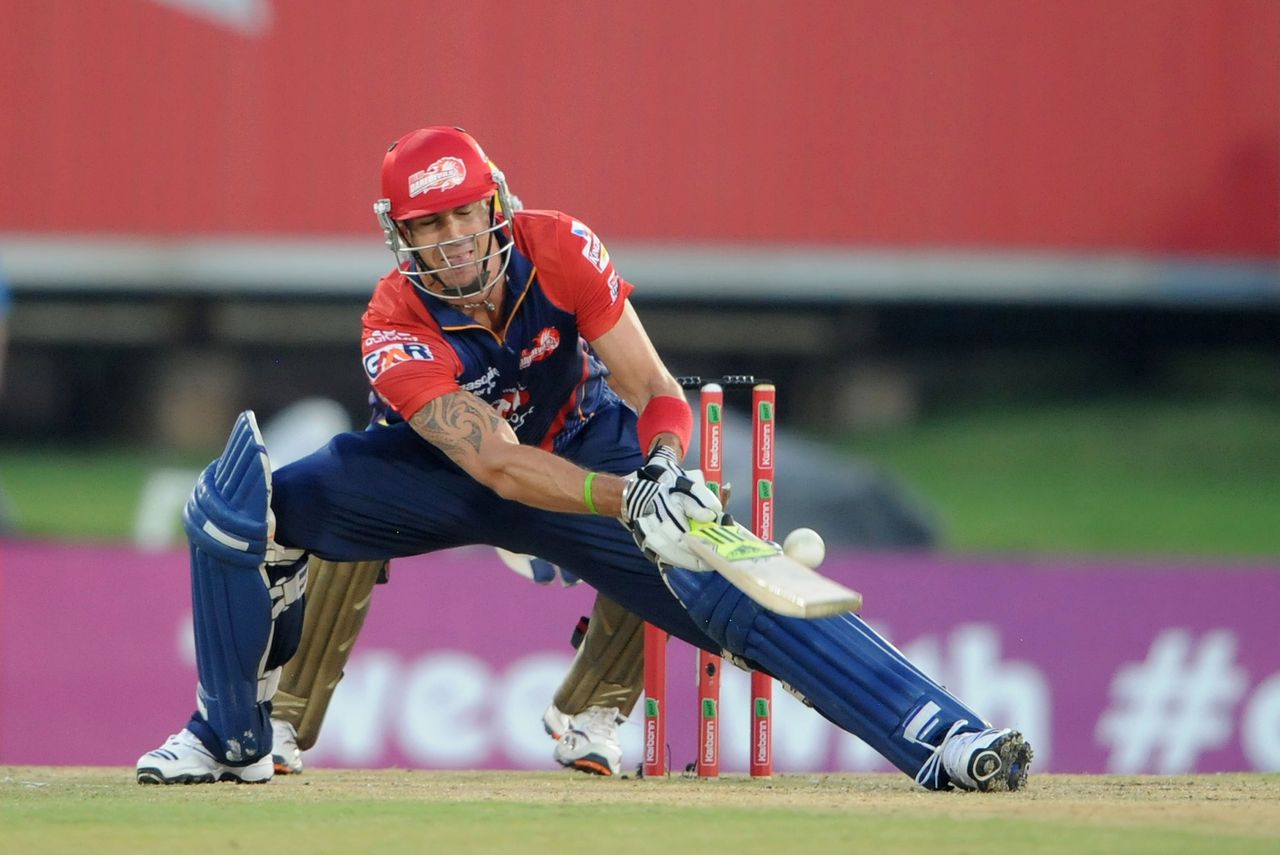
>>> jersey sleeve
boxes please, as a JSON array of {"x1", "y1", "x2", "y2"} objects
[
  {"x1": 517, "y1": 211, "x2": 635, "y2": 341},
  {"x1": 361, "y1": 294, "x2": 463, "y2": 420}
]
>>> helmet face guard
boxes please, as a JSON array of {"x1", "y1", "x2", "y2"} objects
[
  {"x1": 374, "y1": 127, "x2": 518, "y2": 306},
  {"x1": 374, "y1": 193, "x2": 514, "y2": 304}
]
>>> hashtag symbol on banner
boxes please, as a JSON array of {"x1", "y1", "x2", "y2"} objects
[{"x1": 1095, "y1": 629, "x2": 1248, "y2": 773}]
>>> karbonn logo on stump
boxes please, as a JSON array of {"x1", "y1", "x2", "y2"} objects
[
  {"x1": 756, "y1": 417, "x2": 774, "y2": 468},
  {"x1": 408, "y1": 156, "x2": 466, "y2": 198},
  {"x1": 706, "y1": 405, "x2": 722, "y2": 470},
  {"x1": 645, "y1": 698, "x2": 660, "y2": 764},
  {"x1": 757, "y1": 480, "x2": 773, "y2": 536},
  {"x1": 754, "y1": 700, "x2": 771, "y2": 763}
]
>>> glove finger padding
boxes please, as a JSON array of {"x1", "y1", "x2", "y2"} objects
[
  {"x1": 669, "y1": 473, "x2": 721, "y2": 522},
  {"x1": 620, "y1": 475, "x2": 660, "y2": 526},
  {"x1": 633, "y1": 513, "x2": 707, "y2": 571},
  {"x1": 638, "y1": 445, "x2": 683, "y2": 484},
  {"x1": 494, "y1": 548, "x2": 581, "y2": 587}
]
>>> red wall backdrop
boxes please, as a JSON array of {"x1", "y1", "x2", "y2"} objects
[{"x1": 1, "y1": 0, "x2": 1276, "y2": 254}]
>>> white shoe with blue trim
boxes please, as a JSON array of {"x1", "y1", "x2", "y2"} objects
[{"x1": 136, "y1": 728, "x2": 273, "y2": 785}]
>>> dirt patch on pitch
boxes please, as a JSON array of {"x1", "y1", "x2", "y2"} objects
[{"x1": 4, "y1": 768, "x2": 1278, "y2": 836}]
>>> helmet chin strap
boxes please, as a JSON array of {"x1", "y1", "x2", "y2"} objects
[
  {"x1": 421, "y1": 267, "x2": 500, "y2": 313},
  {"x1": 460, "y1": 291, "x2": 499, "y2": 314}
]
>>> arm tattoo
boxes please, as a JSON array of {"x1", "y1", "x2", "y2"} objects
[{"x1": 410, "y1": 391, "x2": 505, "y2": 462}]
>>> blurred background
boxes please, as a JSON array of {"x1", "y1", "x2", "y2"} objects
[{"x1": 1, "y1": 1, "x2": 1278, "y2": 774}]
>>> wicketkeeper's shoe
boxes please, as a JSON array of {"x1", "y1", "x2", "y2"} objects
[
  {"x1": 136, "y1": 728, "x2": 273, "y2": 785},
  {"x1": 271, "y1": 718, "x2": 304, "y2": 775},
  {"x1": 542, "y1": 704, "x2": 573, "y2": 741},
  {"x1": 940, "y1": 726, "x2": 1033, "y2": 792},
  {"x1": 543, "y1": 704, "x2": 624, "y2": 776}
]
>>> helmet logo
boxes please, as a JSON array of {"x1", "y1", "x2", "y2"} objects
[{"x1": 408, "y1": 156, "x2": 467, "y2": 198}]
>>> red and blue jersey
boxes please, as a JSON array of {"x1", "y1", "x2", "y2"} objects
[{"x1": 361, "y1": 210, "x2": 635, "y2": 453}]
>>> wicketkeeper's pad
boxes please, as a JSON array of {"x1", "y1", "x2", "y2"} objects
[
  {"x1": 553, "y1": 593, "x2": 645, "y2": 717},
  {"x1": 272, "y1": 557, "x2": 386, "y2": 750}
]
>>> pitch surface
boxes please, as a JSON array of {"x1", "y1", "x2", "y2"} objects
[{"x1": 2, "y1": 767, "x2": 1277, "y2": 854}]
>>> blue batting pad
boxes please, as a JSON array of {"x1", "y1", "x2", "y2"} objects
[
  {"x1": 664, "y1": 568, "x2": 987, "y2": 787},
  {"x1": 182, "y1": 411, "x2": 274, "y2": 763}
]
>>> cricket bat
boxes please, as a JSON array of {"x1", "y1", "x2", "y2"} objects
[{"x1": 682, "y1": 519, "x2": 863, "y2": 619}]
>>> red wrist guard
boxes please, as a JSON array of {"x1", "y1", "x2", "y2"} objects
[{"x1": 637, "y1": 395, "x2": 693, "y2": 455}]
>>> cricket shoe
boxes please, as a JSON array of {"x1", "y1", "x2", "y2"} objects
[
  {"x1": 271, "y1": 718, "x2": 304, "y2": 775},
  {"x1": 136, "y1": 728, "x2": 273, "y2": 785},
  {"x1": 938, "y1": 726, "x2": 1033, "y2": 792},
  {"x1": 543, "y1": 704, "x2": 624, "y2": 776},
  {"x1": 542, "y1": 704, "x2": 573, "y2": 741}
]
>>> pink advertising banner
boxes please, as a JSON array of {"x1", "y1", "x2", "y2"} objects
[{"x1": 2, "y1": 539, "x2": 1278, "y2": 774}]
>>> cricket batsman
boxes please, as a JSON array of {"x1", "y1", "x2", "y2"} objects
[{"x1": 137, "y1": 126, "x2": 1033, "y2": 792}]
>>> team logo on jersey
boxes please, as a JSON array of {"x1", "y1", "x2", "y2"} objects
[
  {"x1": 363, "y1": 341, "x2": 435, "y2": 379},
  {"x1": 570, "y1": 220, "x2": 611, "y2": 274},
  {"x1": 519, "y1": 327, "x2": 561, "y2": 369},
  {"x1": 607, "y1": 271, "x2": 620, "y2": 304},
  {"x1": 408, "y1": 156, "x2": 466, "y2": 198}
]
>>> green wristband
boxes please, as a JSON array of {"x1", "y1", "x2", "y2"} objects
[{"x1": 583, "y1": 471, "x2": 600, "y2": 515}]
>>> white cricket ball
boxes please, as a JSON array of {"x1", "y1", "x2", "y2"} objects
[{"x1": 782, "y1": 527, "x2": 826, "y2": 569}]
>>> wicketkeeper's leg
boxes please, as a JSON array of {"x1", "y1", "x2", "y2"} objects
[
  {"x1": 270, "y1": 557, "x2": 387, "y2": 767},
  {"x1": 270, "y1": 555, "x2": 645, "y2": 775},
  {"x1": 552, "y1": 592, "x2": 646, "y2": 717},
  {"x1": 541, "y1": 591, "x2": 646, "y2": 776}
]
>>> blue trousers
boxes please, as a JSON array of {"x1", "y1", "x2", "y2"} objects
[{"x1": 272, "y1": 405, "x2": 718, "y2": 652}]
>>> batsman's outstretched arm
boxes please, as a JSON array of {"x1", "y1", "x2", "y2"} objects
[
  {"x1": 589, "y1": 300, "x2": 688, "y2": 456},
  {"x1": 409, "y1": 390, "x2": 627, "y2": 516}
]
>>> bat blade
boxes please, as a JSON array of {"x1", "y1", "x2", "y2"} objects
[{"x1": 682, "y1": 521, "x2": 862, "y2": 619}]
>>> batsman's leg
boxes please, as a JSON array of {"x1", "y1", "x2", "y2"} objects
[
  {"x1": 137, "y1": 412, "x2": 308, "y2": 785},
  {"x1": 269, "y1": 557, "x2": 387, "y2": 773},
  {"x1": 543, "y1": 592, "x2": 645, "y2": 776},
  {"x1": 662, "y1": 567, "x2": 1033, "y2": 791}
]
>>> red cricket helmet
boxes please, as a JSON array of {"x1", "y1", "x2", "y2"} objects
[
  {"x1": 379, "y1": 126, "x2": 499, "y2": 220},
  {"x1": 373, "y1": 126, "x2": 517, "y2": 305}
]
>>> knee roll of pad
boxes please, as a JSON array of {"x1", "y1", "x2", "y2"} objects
[
  {"x1": 184, "y1": 412, "x2": 270, "y2": 567},
  {"x1": 664, "y1": 567, "x2": 986, "y2": 783}
]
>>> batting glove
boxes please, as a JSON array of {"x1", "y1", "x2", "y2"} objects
[{"x1": 619, "y1": 447, "x2": 723, "y2": 571}]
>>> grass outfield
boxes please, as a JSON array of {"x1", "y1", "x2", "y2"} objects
[
  {"x1": 0, "y1": 446, "x2": 208, "y2": 542},
  {"x1": 2, "y1": 398, "x2": 1279, "y2": 555},
  {"x1": 836, "y1": 398, "x2": 1280, "y2": 556},
  {"x1": 1, "y1": 769, "x2": 1277, "y2": 854}
]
